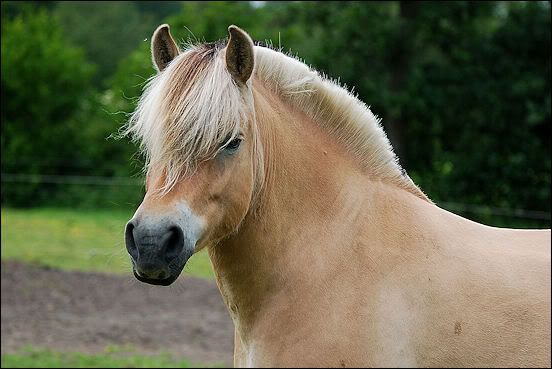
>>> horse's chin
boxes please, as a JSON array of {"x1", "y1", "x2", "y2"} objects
[{"x1": 132, "y1": 269, "x2": 180, "y2": 286}]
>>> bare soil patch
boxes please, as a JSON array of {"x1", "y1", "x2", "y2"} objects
[{"x1": 1, "y1": 260, "x2": 234, "y2": 366}]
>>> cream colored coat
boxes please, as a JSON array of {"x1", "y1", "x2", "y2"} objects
[
  {"x1": 208, "y1": 85, "x2": 551, "y2": 367},
  {"x1": 131, "y1": 24, "x2": 551, "y2": 368}
]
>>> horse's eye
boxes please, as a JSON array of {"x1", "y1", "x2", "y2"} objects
[{"x1": 223, "y1": 137, "x2": 242, "y2": 153}]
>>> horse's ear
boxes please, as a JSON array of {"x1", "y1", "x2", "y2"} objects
[
  {"x1": 151, "y1": 24, "x2": 180, "y2": 72},
  {"x1": 225, "y1": 25, "x2": 255, "y2": 86}
]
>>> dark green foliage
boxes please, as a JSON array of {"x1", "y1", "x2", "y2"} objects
[
  {"x1": 400, "y1": 2, "x2": 551, "y2": 219},
  {"x1": 1, "y1": 1, "x2": 549, "y2": 228},
  {"x1": 53, "y1": 1, "x2": 183, "y2": 87},
  {"x1": 1, "y1": 9, "x2": 95, "y2": 206},
  {"x1": 1, "y1": 8, "x2": 144, "y2": 208}
]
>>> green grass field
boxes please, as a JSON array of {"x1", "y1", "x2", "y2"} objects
[
  {"x1": 0, "y1": 207, "x2": 214, "y2": 279},
  {"x1": 1, "y1": 346, "x2": 221, "y2": 368}
]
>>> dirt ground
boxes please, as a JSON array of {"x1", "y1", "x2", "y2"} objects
[{"x1": 0, "y1": 260, "x2": 235, "y2": 367}]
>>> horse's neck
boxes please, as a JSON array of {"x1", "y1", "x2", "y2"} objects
[{"x1": 208, "y1": 83, "x2": 439, "y2": 342}]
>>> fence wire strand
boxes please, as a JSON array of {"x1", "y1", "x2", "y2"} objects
[{"x1": 1, "y1": 172, "x2": 550, "y2": 221}]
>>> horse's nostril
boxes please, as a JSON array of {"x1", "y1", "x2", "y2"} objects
[
  {"x1": 125, "y1": 221, "x2": 138, "y2": 260},
  {"x1": 163, "y1": 226, "x2": 185, "y2": 263}
]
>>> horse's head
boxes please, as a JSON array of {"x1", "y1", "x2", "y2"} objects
[{"x1": 124, "y1": 24, "x2": 261, "y2": 286}]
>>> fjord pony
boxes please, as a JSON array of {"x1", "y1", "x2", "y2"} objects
[{"x1": 124, "y1": 24, "x2": 551, "y2": 367}]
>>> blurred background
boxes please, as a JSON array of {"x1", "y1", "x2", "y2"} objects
[{"x1": 1, "y1": 1, "x2": 550, "y2": 368}]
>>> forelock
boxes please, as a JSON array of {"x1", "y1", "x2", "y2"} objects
[{"x1": 125, "y1": 41, "x2": 246, "y2": 193}]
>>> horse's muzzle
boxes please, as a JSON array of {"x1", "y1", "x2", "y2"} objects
[{"x1": 125, "y1": 219, "x2": 193, "y2": 286}]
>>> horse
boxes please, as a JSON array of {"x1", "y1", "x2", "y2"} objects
[{"x1": 123, "y1": 24, "x2": 551, "y2": 367}]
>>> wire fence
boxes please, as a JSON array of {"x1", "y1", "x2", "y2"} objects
[
  {"x1": 438, "y1": 201, "x2": 550, "y2": 221},
  {"x1": 1, "y1": 173, "x2": 143, "y2": 186},
  {"x1": 1, "y1": 172, "x2": 550, "y2": 221}
]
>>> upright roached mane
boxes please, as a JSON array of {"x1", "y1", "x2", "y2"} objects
[{"x1": 125, "y1": 38, "x2": 429, "y2": 201}]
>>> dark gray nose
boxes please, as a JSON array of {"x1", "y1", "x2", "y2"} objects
[{"x1": 125, "y1": 220, "x2": 185, "y2": 280}]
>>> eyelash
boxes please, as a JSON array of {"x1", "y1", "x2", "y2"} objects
[{"x1": 222, "y1": 136, "x2": 243, "y2": 153}]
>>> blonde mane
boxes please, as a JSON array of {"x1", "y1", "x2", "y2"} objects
[{"x1": 125, "y1": 40, "x2": 429, "y2": 201}]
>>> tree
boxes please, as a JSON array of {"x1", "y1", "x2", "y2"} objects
[
  {"x1": 54, "y1": 1, "x2": 159, "y2": 87},
  {"x1": 401, "y1": 1, "x2": 551, "y2": 219},
  {"x1": 1, "y1": 10, "x2": 95, "y2": 205}
]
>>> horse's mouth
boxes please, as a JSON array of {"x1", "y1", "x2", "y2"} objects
[{"x1": 132, "y1": 269, "x2": 179, "y2": 286}]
